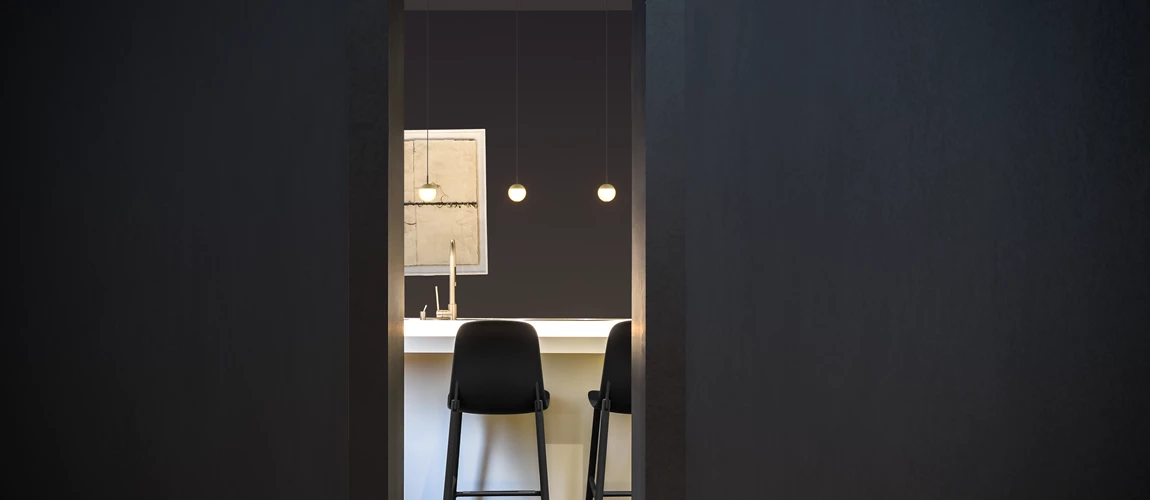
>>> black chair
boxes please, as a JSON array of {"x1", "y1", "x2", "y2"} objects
[
  {"x1": 584, "y1": 321, "x2": 632, "y2": 499},
  {"x1": 443, "y1": 320, "x2": 550, "y2": 500}
]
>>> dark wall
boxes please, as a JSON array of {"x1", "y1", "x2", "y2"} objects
[
  {"x1": 404, "y1": 11, "x2": 632, "y2": 319},
  {"x1": 351, "y1": 2, "x2": 405, "y2": 499},
  {"x1": 631, "y1": 1, "x2": 686, "y2": 500},
  {"x1": 4, "y1": 1, "x2": 374, "y2": 497},
  {"x1": 644, "y1": 0, "x2": 1150, "y2": 498}
]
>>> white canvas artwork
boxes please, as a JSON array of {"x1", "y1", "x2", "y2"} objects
[{"x1": 404, "y1": 129, "x2": 488, "y2": 276}]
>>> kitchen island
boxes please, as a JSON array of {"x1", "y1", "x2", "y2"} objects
[{"x1": 404, "y1": 318, "x2": 631, "y2": 500}]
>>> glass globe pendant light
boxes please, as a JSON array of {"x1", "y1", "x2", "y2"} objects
[
  {"x1": 418, "y1": 180, "x2": 438, "y2": 202},
  {"x1": 597, "y1": 183, "x2": 616, "y2": 202},
  {"x1": 597, "y1": 0, "x2": 615, "y2": 203},
  {"x1": 418, "y1": 0, "x2": 437, "y2": 202},
  {"x1": 508, "y1": 0, "x2": 526, "y2": 202},
  {"x1": 508, "y1": 183, "x2": 526, "y2": 202}
]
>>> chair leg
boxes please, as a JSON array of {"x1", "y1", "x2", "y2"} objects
[
  {"x1": 584, "y1": 408, "x2": 601, "y2": 500},
  {"x1": 443, "y1": 409, "x2": 463, "y2": 500},
  {"x1": 594, "y1": 405, "x2": 611, "y2": 500},
  {"x1": 534, "y1": 407, "x2": 550, "y2": 500}
]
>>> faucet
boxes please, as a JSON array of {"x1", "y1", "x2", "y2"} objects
[
  {"x1": 448, "y1": 239, "x2": 458, "y2": 320},
  {"x1": 431, "y1": 239, "x2": 459, "y2": 320}
]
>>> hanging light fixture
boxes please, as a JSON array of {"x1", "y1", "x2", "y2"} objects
[
  {"x1": 418, "y1": 0, "x2": 438, "y2": 202},
  {"x1": 507, "y1": 0, "x2": 527, "y2": 202},
  {"x1": 597, "y1": 0, "x2": 616, "y2": 203},
  {"x1": 597, "y1": 183, "x2": 616, "y2": 202}
]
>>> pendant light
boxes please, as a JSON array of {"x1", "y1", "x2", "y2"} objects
[
  {"x1": 597, "y1": 0, "x2": 616, "y2": 203},
  {"x1": 507, "y1": 0, "x2": 527, "y2": 202},
  {"x1": 418, "y1": 0, "x2": 438, "y2": 202}
]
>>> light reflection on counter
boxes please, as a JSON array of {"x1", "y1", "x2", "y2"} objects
[{"x1": 403, "y1": 318, "x2": 628, "y2": 354}]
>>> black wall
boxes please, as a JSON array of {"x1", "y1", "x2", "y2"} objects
[
  {"x1": 4, "y1": 1, "x2": 391, "y2": 497},
  {"x1": 642, "y1": 0, "x2": 1150, "y2": 497},
  {"x1": 404, "y1": 11, "x2": 632, "y2": 319}
]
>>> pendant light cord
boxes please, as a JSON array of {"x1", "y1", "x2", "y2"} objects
[
  {"x1": 425, "y1": 0, "x2": 431, "y2": 185},
  {"x1": 515, "y1": 0, "x2": 520, "y2": 184},
  {"x1": 604, "y1": 0, "x2": 609, "y2": 184}
]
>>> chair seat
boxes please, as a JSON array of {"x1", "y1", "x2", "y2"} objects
[
  {"x1": 451, "y1": 390, "x2": 550, "y2": 415},
  {"x1": 587, "y1": 390, "x2": 631, "y2": 415}
]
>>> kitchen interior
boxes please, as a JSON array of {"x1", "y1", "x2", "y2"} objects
[{"x1": 402, "y1": 2, "x2": 633, "y2": 499}]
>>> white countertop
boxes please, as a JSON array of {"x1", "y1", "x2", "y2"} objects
[{"x1": 404, "y1": 318, "x2": 628, "y2": 354}]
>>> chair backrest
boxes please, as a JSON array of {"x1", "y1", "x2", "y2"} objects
[
  {"x1": 599, "y1": 321, "x2": 632, "y2": 414},
  {"x1": 448, "y1": 320, "x2": 545, "y2": 415}
]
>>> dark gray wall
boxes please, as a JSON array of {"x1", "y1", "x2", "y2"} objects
[
  {"x1": 631, "y1": 1, "x2": 686, "y2": 500},
  {"x1": 404, "y1": 11, "x2": 632, "y2": 319},
  {"x1": 351, "y1": 1, "x2": 406, "y2": 499},
  {"x1": 5, "y1": 1, "x2": 400, "y2": 498},
  {"x1": 641, "y1": 0, "x2": 1150, "y2": 498}
]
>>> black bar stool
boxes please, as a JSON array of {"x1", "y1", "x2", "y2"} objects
[
  {"x1": 443, "y1": 320, "x2": 550, "y2": 500},
  {"x1": 584, "y1": 321, "x2": 632, "y2": 499}
]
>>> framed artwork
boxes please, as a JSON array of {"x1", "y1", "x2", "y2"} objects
[{"x1": 403, "y1": 129, "x2": 489, "y2": 276}]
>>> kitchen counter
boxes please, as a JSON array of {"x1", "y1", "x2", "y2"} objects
[
  {"x1": 403, "y1": 317, "x2": 631, "y2": 499},
  {"x1": 404, "y1": 318, "x2": 628, "y2": 354}
]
